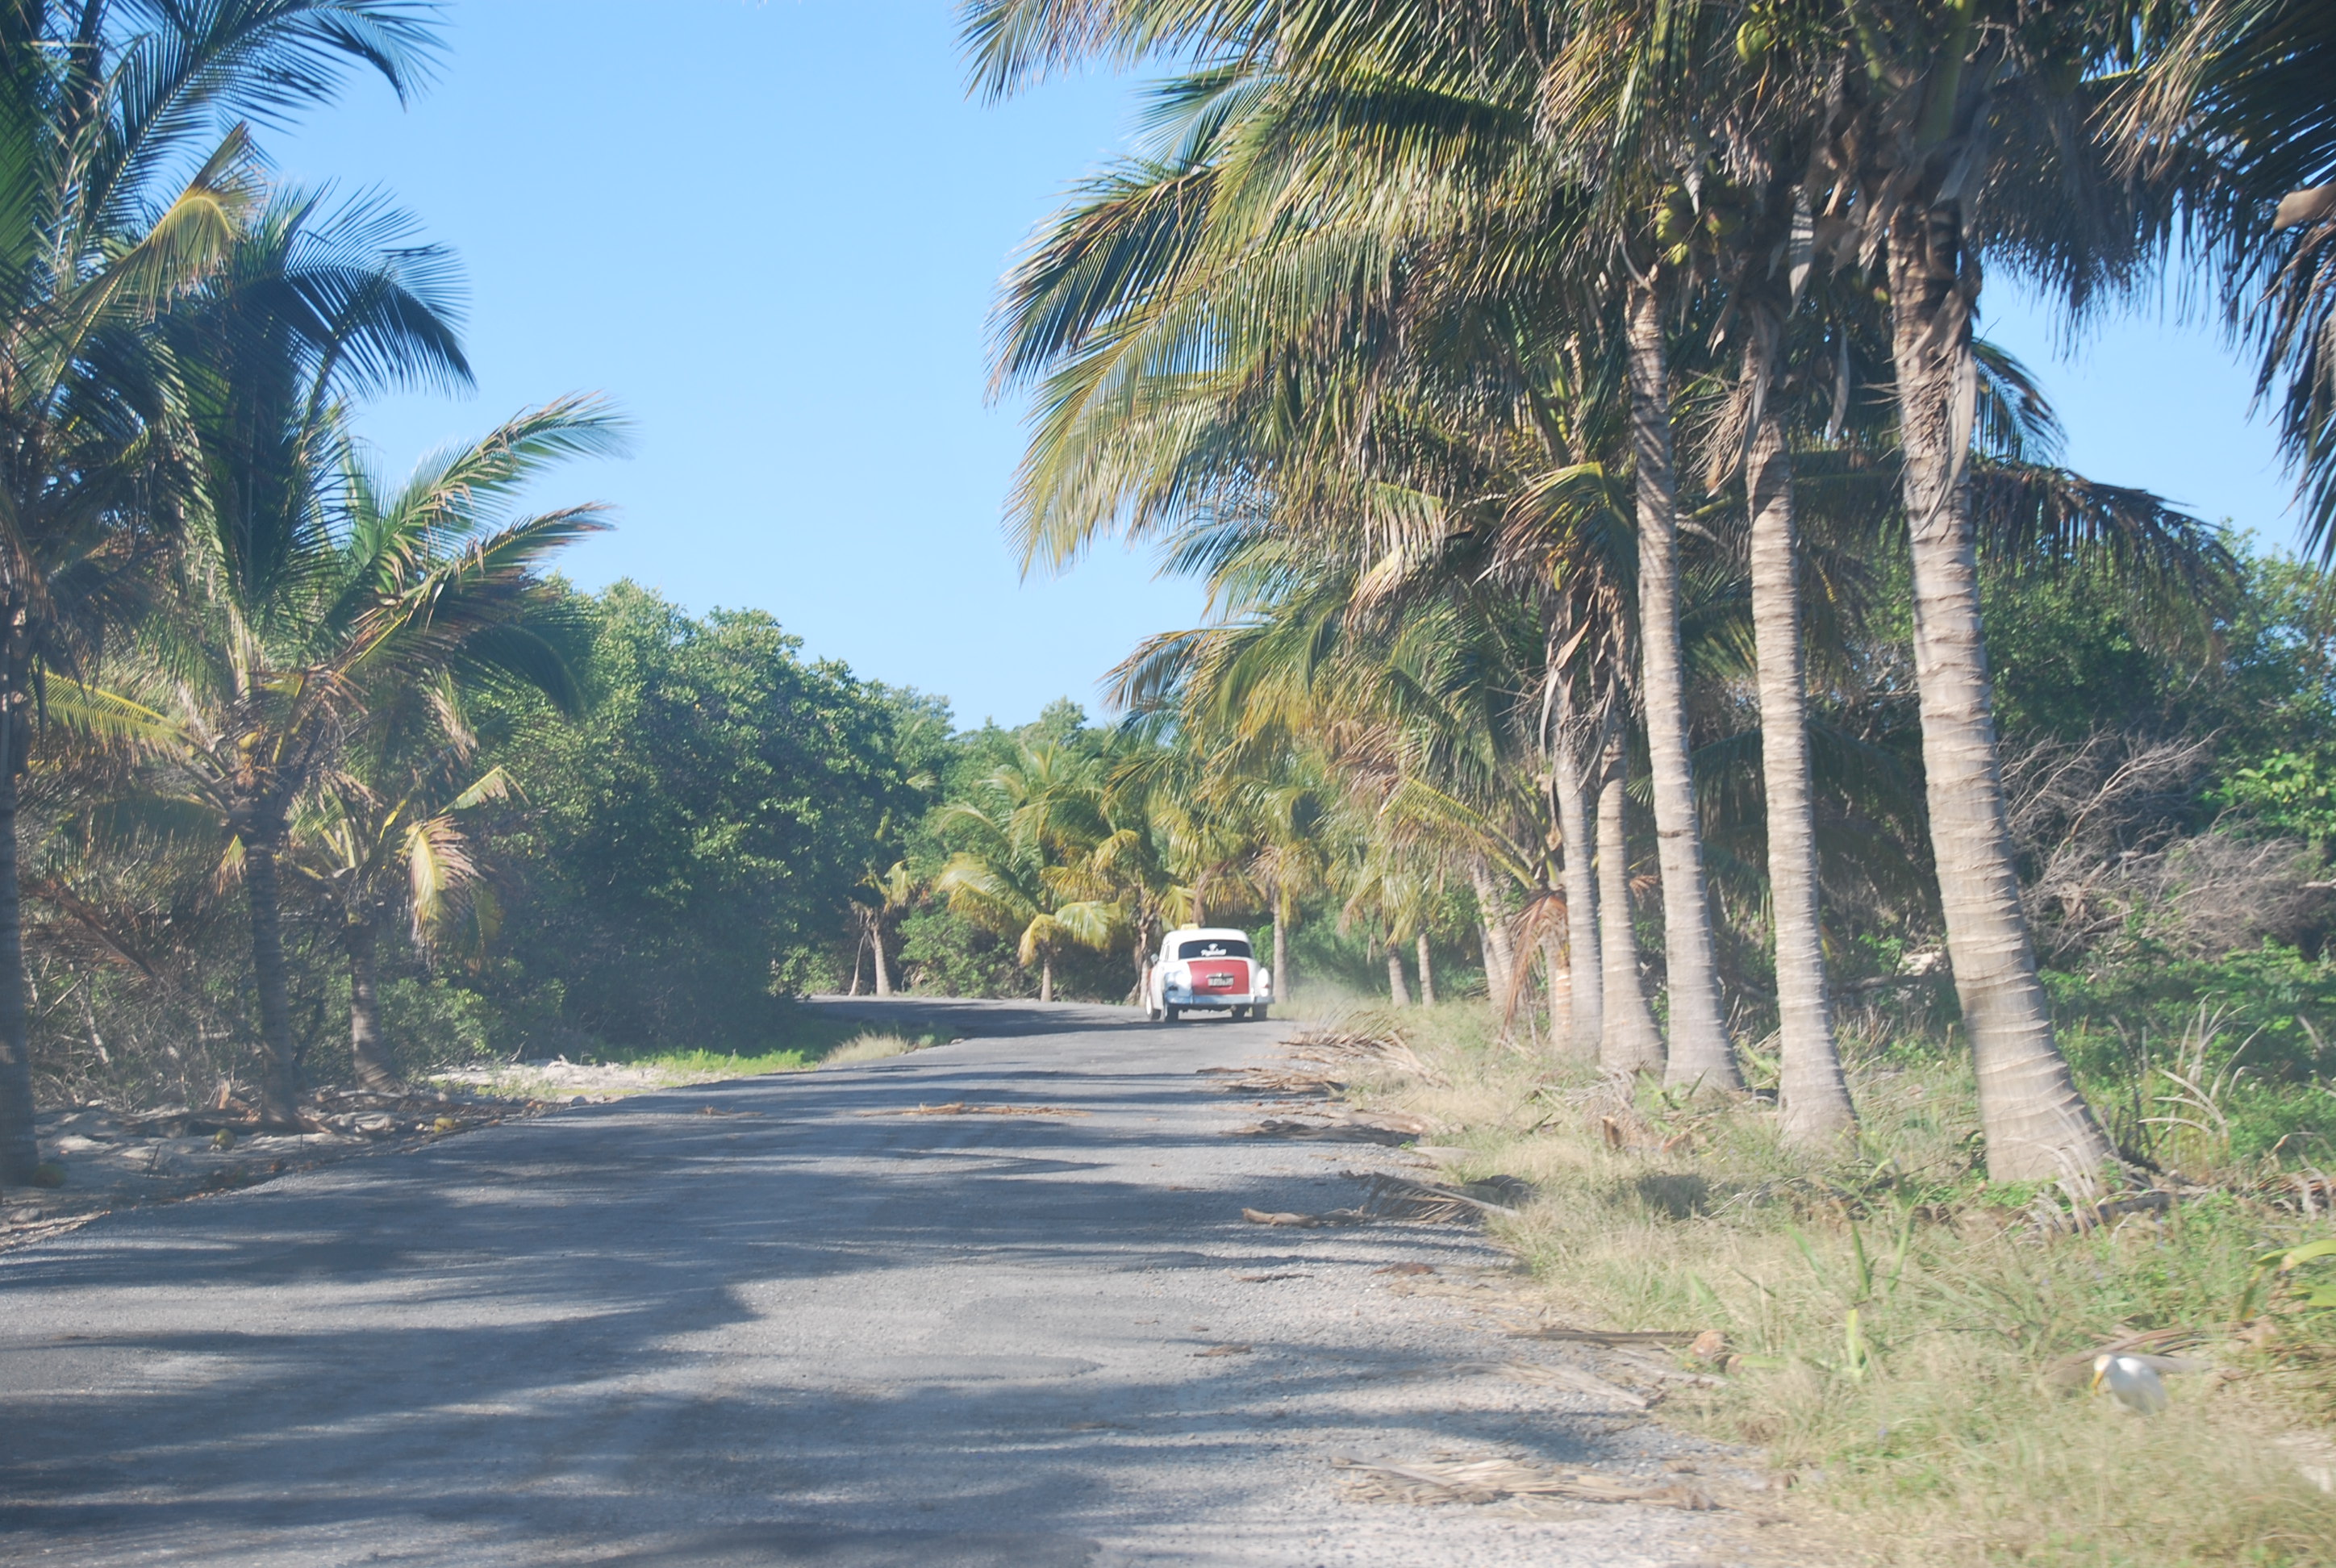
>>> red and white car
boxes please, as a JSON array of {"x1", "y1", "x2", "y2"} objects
[{"x1": 1145, "y1": 927, "x2": 1272, "y2": 1022}]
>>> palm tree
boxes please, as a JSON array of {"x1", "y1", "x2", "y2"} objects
[
  {"x1": 1591, "y1": 697, "x2": 1663, "y2": 1073},
  {"x1": 853, "y1": 860, "x2": 919, "y2": 997},
  {"x1": 275, "y1": 403, "x2": 609, "y2": 1092},
  {"x1": 1762, "y1": 0, "x2": 2168, "y2": 1179},
  {"x1": 1726, "y1": 181, "x2": 1859, "y2": 1143},
  {"x1": 1620, "y1": 268, "x2": 1738, "y2": 1089},
  {"x1": 965, "y1": 0, "x2": 2230, "y2": 1173},
  {"x1": 102, "y1": 395, "x2": 615, "y2": 1123},
  {"x1": 971, "y1": 3, "x2": 1746, "y2": 1086},
  {"x1": 293, "y1": 716, "x2": 514, "y2": 1091},
  {"x1": 935, "y1": 742, "x2": 1128, "y2": 1000},
  {"x1": 0, "y1": 0, "x2": 439, "y2": 1186}
]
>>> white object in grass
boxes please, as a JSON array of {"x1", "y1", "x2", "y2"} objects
[{"x1": 2092, "y1": 1354, "x2": 2170, "y2": 1415}]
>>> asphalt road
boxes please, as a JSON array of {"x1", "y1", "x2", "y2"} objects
[{"x1": 0, "y1": 1000, "x2": 1726, "y2": 1567}]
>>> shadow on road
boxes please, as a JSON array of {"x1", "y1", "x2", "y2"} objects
[{"x1": 0, "y1": 1015, "x2": 1639, "y2": 1567}]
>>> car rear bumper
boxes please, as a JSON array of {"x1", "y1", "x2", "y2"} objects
[{"x1": 1164, "y1": 990, "x2": 1270, "y2": 1007}]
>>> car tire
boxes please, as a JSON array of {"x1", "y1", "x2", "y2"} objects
[
  {"x1": 1163, "y1": 1006, "x2": 1181, "y2": 1024},
  {"x1": 1252, "y1": 1005, "x2": 1270, "y2": 1021}
]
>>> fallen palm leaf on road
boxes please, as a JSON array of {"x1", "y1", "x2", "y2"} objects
[
  {"x1": 1352, "y1": 1171, "x2": 1529, "y2": 1220},
  {"x1": 1241, "y1": 1207, "x2": 1369, "y2": 1228},
  {"x1": 1283, "y1": 1029, "x2": 1447, "y2": 1086},
  {"x1": 1194, "y1": 1343, "x2": 1254, "y2": 1357},
  {"x1": 1197, "y1": 1067, "x2": 1346, "y2": 1095},
  {"x1": 1330, "y1": 1454, "x2": 1719, "y2": 1512}
]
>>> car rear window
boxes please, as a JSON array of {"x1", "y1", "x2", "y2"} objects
[{"x1": 1177, "y1": 939, "x2": 1251, "y2": 960}]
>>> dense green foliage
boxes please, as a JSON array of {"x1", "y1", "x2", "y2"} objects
[{"x1": 461, "y1": 582, "x2": 920, "y2": 1054}]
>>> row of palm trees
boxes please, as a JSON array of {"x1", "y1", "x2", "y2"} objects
[
  {"x1": 889, "y1": 725, "x2": 1496, "y2": 1009},
  {"x1": 964, "y1": 0, "x2": 2332, "y2": 1179},
  {"x1": 0, "y1": 3, "x2": 608, "y2": 1182},
  {"x1": 890, "y1": 731, "x2": 1317, "y2": 1003}
]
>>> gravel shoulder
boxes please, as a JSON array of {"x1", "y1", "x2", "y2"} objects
[{"x1": 0, "y1": 999, "x2": 1742, "y2": 1567}]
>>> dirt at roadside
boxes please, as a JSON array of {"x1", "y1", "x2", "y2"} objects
[
  {"x1": 0, "y1": 1082, "x2": 556, "y2": 1252},
  {"x1": 1, "y1": 1050, "x2": 831, "y2": 1251}
]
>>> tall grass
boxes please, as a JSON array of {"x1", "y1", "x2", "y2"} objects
[
  {"x1": 816, "y1": 1031, "x2": 932, "y2": 1067},
  {"x1": 1341, "y1": 1003, "x2": 2336, "y2": 1566}
]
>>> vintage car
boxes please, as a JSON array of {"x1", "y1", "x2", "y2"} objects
[{"x1": 1145, "y1": 926, "x2": 1272, "y2": 1022}]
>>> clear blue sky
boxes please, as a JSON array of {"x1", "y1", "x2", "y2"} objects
[{"x1": 270, "y1": 0, "x2": 2305, "y2": 731}]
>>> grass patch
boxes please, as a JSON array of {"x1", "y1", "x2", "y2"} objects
[
  {"x1": 442, "y1": 1021, "x2": 954, "y2": 1099},
  {"x1": 1334, "y1": 1002, "x2": 2336, "y2": 1566},
  {"x1": 817, "y1": 1031, "x2": 932, "y2": 1067},
  {"x1": 630, "y1": 1047, "x2": 819, "y2": 1078}
]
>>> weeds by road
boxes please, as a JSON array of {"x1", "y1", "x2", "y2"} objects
[
  {"x1": 1330, "y1": 1003, "x2": 2336, "y2": 1566},
  {"x1": 433, "y1": 1026, "x2": 950, "y2": 1101}
]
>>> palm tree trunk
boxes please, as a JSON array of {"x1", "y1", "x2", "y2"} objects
[
  {"x1": 1544, "y1": 931, "x2": 1574, "y2": 1052},
  {"x1": 1596, "y1": 707, "x2": 1663, "y2": 1074},
  {"x1": 1415, "y1": 932, "x2": 1437, "y2": 1007},
  {"x1": 0, "y1": 644, "x2": 35, "y2": 1184},
  {"x1": 246, "y1": 837, "x2": 302, "y2": 1126},
  {"x1": 1625, "y1": 277, "x2": 1737, "y2": 1091},
  {"x1": 1746, "y1": 319, "x2": 1856, "y2": 1144},
  {"x1": 1039, "y1": 953, "x2": 1053, "y2": 1004},
  {"x1": 1467, "y1": 861, "x2": 1516, "y2": 1011},
  {"x1": 1886, "y1": 218, "x2": 2110, "y2": 1182},
  {"x1": 871, "y1": 920, "x2": 893, "y2": 997},
  {"x1": 1273, "y1": 900, "x2": 1290, "y2": 1002},
  {"x1": 1385, "y1": 942, "x2": 1412, "y2": 1007},
  {"x1": 1552, "y1": 678, "x2": 1603, "y2": 1047},
  {"x1": 344, "y1": 911, "x2": 399, "y2": 1092}
]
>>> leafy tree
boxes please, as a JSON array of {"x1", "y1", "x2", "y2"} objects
[{"x1": 469, "y1": 582, "x2": 914, "y2": 1053}]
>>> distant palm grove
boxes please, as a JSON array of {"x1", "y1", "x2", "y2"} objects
[{"x1": 2, "y1": 0, "x2": 2334, "y2": 1191}]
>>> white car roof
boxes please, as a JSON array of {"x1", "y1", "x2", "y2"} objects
[{"x1": 1166, "y1": 927, "x2": 1253, "y2": 943}]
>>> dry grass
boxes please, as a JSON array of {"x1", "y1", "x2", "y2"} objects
[
  {"x1": 1324, "y1": 1003, "x2": 2336, "y2": 1566},
  {"x1": 818, "y1": 1031, "x2": 932, "y2": 1067}
]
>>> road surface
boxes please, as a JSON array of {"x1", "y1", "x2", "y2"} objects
[{"x1": 0, "y1": 1001, "x2": 1730, "y2": 1566}]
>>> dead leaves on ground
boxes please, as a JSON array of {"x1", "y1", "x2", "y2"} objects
[
  {"x1": 1197, "y1": 1066, "x2": 1346, "y2": 1096},
  {"x1": 1283, "y1": 1028, "x2": 1447, "y2": 1086},
  {"x1": 1353, "y1": 1170, "x2": 1532, "y2": 1220},
  {"x1": 1237, "y1": 1172, "x2": 1533, "y2": 1231},
  {"x1": 1242, "y1": 1207, "x2": 1369, "y2": 1228}
]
